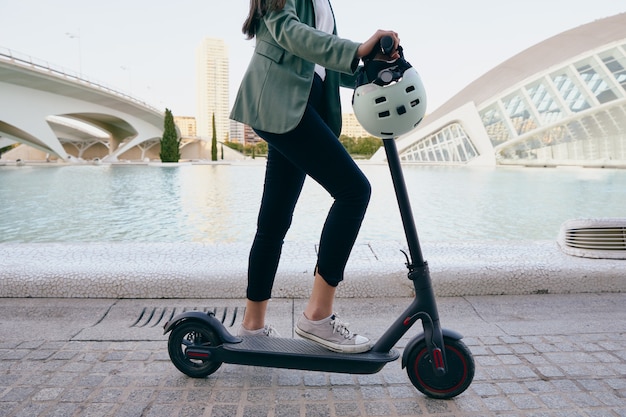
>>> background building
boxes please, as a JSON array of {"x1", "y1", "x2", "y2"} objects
[
  {"x1": 372, "y1": 13, "x2": 626, "y2": 168},
  {"x1": 229, "y1": 120, "x2": 263, "y2": 145},
  {"x1": 174, "y1": 116, "x2": 197, "y2": 137},
  {"x1": 341, "y1": 113, "x2": 369, "y2": 138},
  {"x1": 196, "y1": 38, "x2": 229, "y2": 142},
  {"x1": 229, "y1": 120, "x2": 245, "y2": 144}
]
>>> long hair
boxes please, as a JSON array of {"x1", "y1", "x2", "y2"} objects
[{"x1": 242, "y1": 0, "x2": 287, "y2": 39}]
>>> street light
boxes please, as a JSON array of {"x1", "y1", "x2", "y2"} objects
[
  {"x1": 65, "y1": 30, "x2": 82, "y2": 76},
  {"x1": 120, "y1": 65, "x2": 132, "y2": 94}
]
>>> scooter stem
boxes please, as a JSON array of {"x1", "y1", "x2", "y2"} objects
[
  {"x1": 382, "y1": 138, "x2": 425, "y2": 268},
  {"x1": 378, "y1": 138, "x2": 447, "y2": 375}
]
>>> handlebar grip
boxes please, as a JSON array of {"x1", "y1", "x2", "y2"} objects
[{"x1": 380, "y1": 36, "x2": 395, "y2": 56}]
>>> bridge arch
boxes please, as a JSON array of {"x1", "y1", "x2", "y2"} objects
[{"x1": 0, "y1": 49, "x2": 164, "y2": 162}]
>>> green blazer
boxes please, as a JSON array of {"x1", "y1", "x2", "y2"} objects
[{"x1": 229, "y1": 0, "x2": 361, "y2": 137}]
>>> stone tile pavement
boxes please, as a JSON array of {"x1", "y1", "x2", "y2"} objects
[{"x1": 1, "y1": 294, "x2": 625, "y2": 417}]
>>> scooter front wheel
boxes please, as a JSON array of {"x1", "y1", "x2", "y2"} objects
[
  {"x1": 168, "y1": 321, "x2": 223, "y2": 378},
  {"x1": 405, "y1": 336, "x2": 474, "y2": 399}
]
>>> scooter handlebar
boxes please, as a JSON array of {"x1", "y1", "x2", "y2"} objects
[
  {"x1": 379, "y1": 35, "x2": 395, "y2": 56},
  {"x1": 362, "y1": 35, "x2": 397, "y2": 63}
]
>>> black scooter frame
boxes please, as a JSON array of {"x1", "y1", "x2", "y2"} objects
[{"x1": 164, "y1": 138, "x2": 463, "y2": 378}]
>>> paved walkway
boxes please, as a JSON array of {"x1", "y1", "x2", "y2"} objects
[{"x1": 1, "y1": 294, "x2": 625, "y2": 417}]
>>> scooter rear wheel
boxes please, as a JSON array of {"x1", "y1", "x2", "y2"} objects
[
  {"x1": 405, "y1": 336, "x2": 474, "y2": 399},
  {"x1": 168, "y1": 321, "x2": 223, "y2": 378}
]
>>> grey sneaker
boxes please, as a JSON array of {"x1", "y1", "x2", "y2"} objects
[
  {"x1": 295, "y1": 313, "x2": 371, "y2": 353},
  {"x1": 236, "y1": 324, "x2": 280, "y2": 337}
]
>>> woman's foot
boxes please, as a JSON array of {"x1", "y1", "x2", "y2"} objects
[
  {"x1": 295, "y1": 313, "x2": 371, "y2": 353},
  {"x1": 236, "y1": 324, "x2": 280, "y2": 337}
]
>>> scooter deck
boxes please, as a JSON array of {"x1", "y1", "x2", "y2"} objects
[{"x1": 209, "y1": 337, "x2": 400, "y2": 374}]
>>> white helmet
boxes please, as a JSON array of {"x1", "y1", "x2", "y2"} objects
[{"x1": 352, "y1": 50, "x2": 427, "y2": 139}]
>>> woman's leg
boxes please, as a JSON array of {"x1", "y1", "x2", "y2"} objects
[
  {"x1": 241, "y1": 299, "x2": 269, "y2": 331},
  {"x1": 304, "y1": 271, "x2": 336, "y2": 321},
  {"x1": 242, "y1": 75, "x2": 370, "y2": 341},
  {"x1": 255, "y1": 107, "x2": 371, "y2": 326},
  {"x1": 259, "y1": 109, "x2": 371, "y2": 289},
  {"x1": 242, "y1": 145, "x2": 306, "y2": 331},
  {"x1": 258, "y1": 97, "x2": 371, "y2": 351}
]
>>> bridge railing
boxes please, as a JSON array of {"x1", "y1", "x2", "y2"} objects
[{"x1": 0, "y1": 46, "x2": 162, "y2": 114}]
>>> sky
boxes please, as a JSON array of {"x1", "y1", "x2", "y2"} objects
[{"x1": 1, "y1": 1, "x2": 624, "y2": 119}]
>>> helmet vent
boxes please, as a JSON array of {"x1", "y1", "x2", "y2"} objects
[
  {"x1": 375, "y1": 96, "x2": 387, "y2": 104},
  {"x1": 378, "y1": 110, "x2": 391, "y2": 118},
  {"x1": 410, "y1": 99, "x2": 420, "y2": 107},
  {"x1": 406, "y1": 85, "x2": 416, "y2": 93}
]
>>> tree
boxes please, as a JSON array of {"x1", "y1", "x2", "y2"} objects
[
  {"x1": 256, "y1": 141, "x2": 268, "y2": 155},
  {"x1": 211, "y1": 113, "x2": 218, "y2": 161},
  {"x1": 223, "y1": 140, "x2": 244, "y2": 153},
  {"x1": 0, "y1": 143, "x2": 18, "y2": 159},
  {"x1": 159, "y1": 108, "x2": 180, "y2": 162},
  {"x1": 339, "y1": 135, "x2": 382, "y2": 158}
]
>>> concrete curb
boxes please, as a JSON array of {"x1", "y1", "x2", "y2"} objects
[{"x1": 0, "y1": 241, "x2": 624, "y2": 298}]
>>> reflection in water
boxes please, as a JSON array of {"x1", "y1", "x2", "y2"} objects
[
  {"x1": 178, "y1": 164, "x2": 264, "y2": 243},
  {"x1": 0, "y1": 163, "x2": 624, "y2": 243}
]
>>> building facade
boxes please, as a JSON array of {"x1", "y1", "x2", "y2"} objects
[
  {"x1": 372, "y1": 13, "x2": 626, "y2": 168},
  {"x1": 341, "y1": 113, "x2": 369, "y2": 138},
  {"x1": 174, "y1": 116, "x2": 197, "y2": 137},
  {"x1": 196, "y1": 38, "x2": 229, "y2": 142}
]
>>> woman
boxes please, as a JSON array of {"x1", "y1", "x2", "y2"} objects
[{"x1": 230, "y1": 0, "x2": 399, "y2": 354}]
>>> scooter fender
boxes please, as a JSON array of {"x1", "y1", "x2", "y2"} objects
[
  {"x1": 163, "y1": 311, "x2": 241, "y2": 344},
  {"x1": 401, "y1": 328, "x2": 463, "y2": 369}
]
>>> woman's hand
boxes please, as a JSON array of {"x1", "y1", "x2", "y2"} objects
[{"x1": 357, "y1": 30, "x2": 401, "y2": 61}]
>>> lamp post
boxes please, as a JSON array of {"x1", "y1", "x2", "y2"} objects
[
  {"x1": 65, "y1": 30, "x2": 82, "y2": 76},
  {"x1": 120, "y1": 65, "x2": 132, "y2": 95}
]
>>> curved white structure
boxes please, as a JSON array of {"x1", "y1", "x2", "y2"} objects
[
  {"x1": 558, "y1": 218, "x2": 626, "y2": 260},
  {"x1": 372, "y1": 13, "x2": 626, "y2": 167},
  {"x1": 0, "y1": 48, "x2": 164, "y2": 162}
]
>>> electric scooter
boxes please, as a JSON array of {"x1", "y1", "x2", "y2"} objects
[{"x1": 163, "y1": 38, "x2": 475, "y2": 400}]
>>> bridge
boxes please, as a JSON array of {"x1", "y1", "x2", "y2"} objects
[{"x1": 0, "y1": 47, "x2": 165, "y2": 162}]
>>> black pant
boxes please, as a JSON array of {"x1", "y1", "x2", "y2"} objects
[{"x1": 247, "y1": 74, "x2": 371, "y2": 301}]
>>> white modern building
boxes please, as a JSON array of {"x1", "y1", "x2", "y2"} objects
[
  {"x1": 372, "y1": 13, "x2": 626, "y2": 167},
  {"x1": 196, "y1": 38, "x2": 229, "y2": 142}
]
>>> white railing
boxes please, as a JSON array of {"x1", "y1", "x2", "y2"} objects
[{"x1": 0, "y1": 46, "x2": 162, "y2": 114}]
